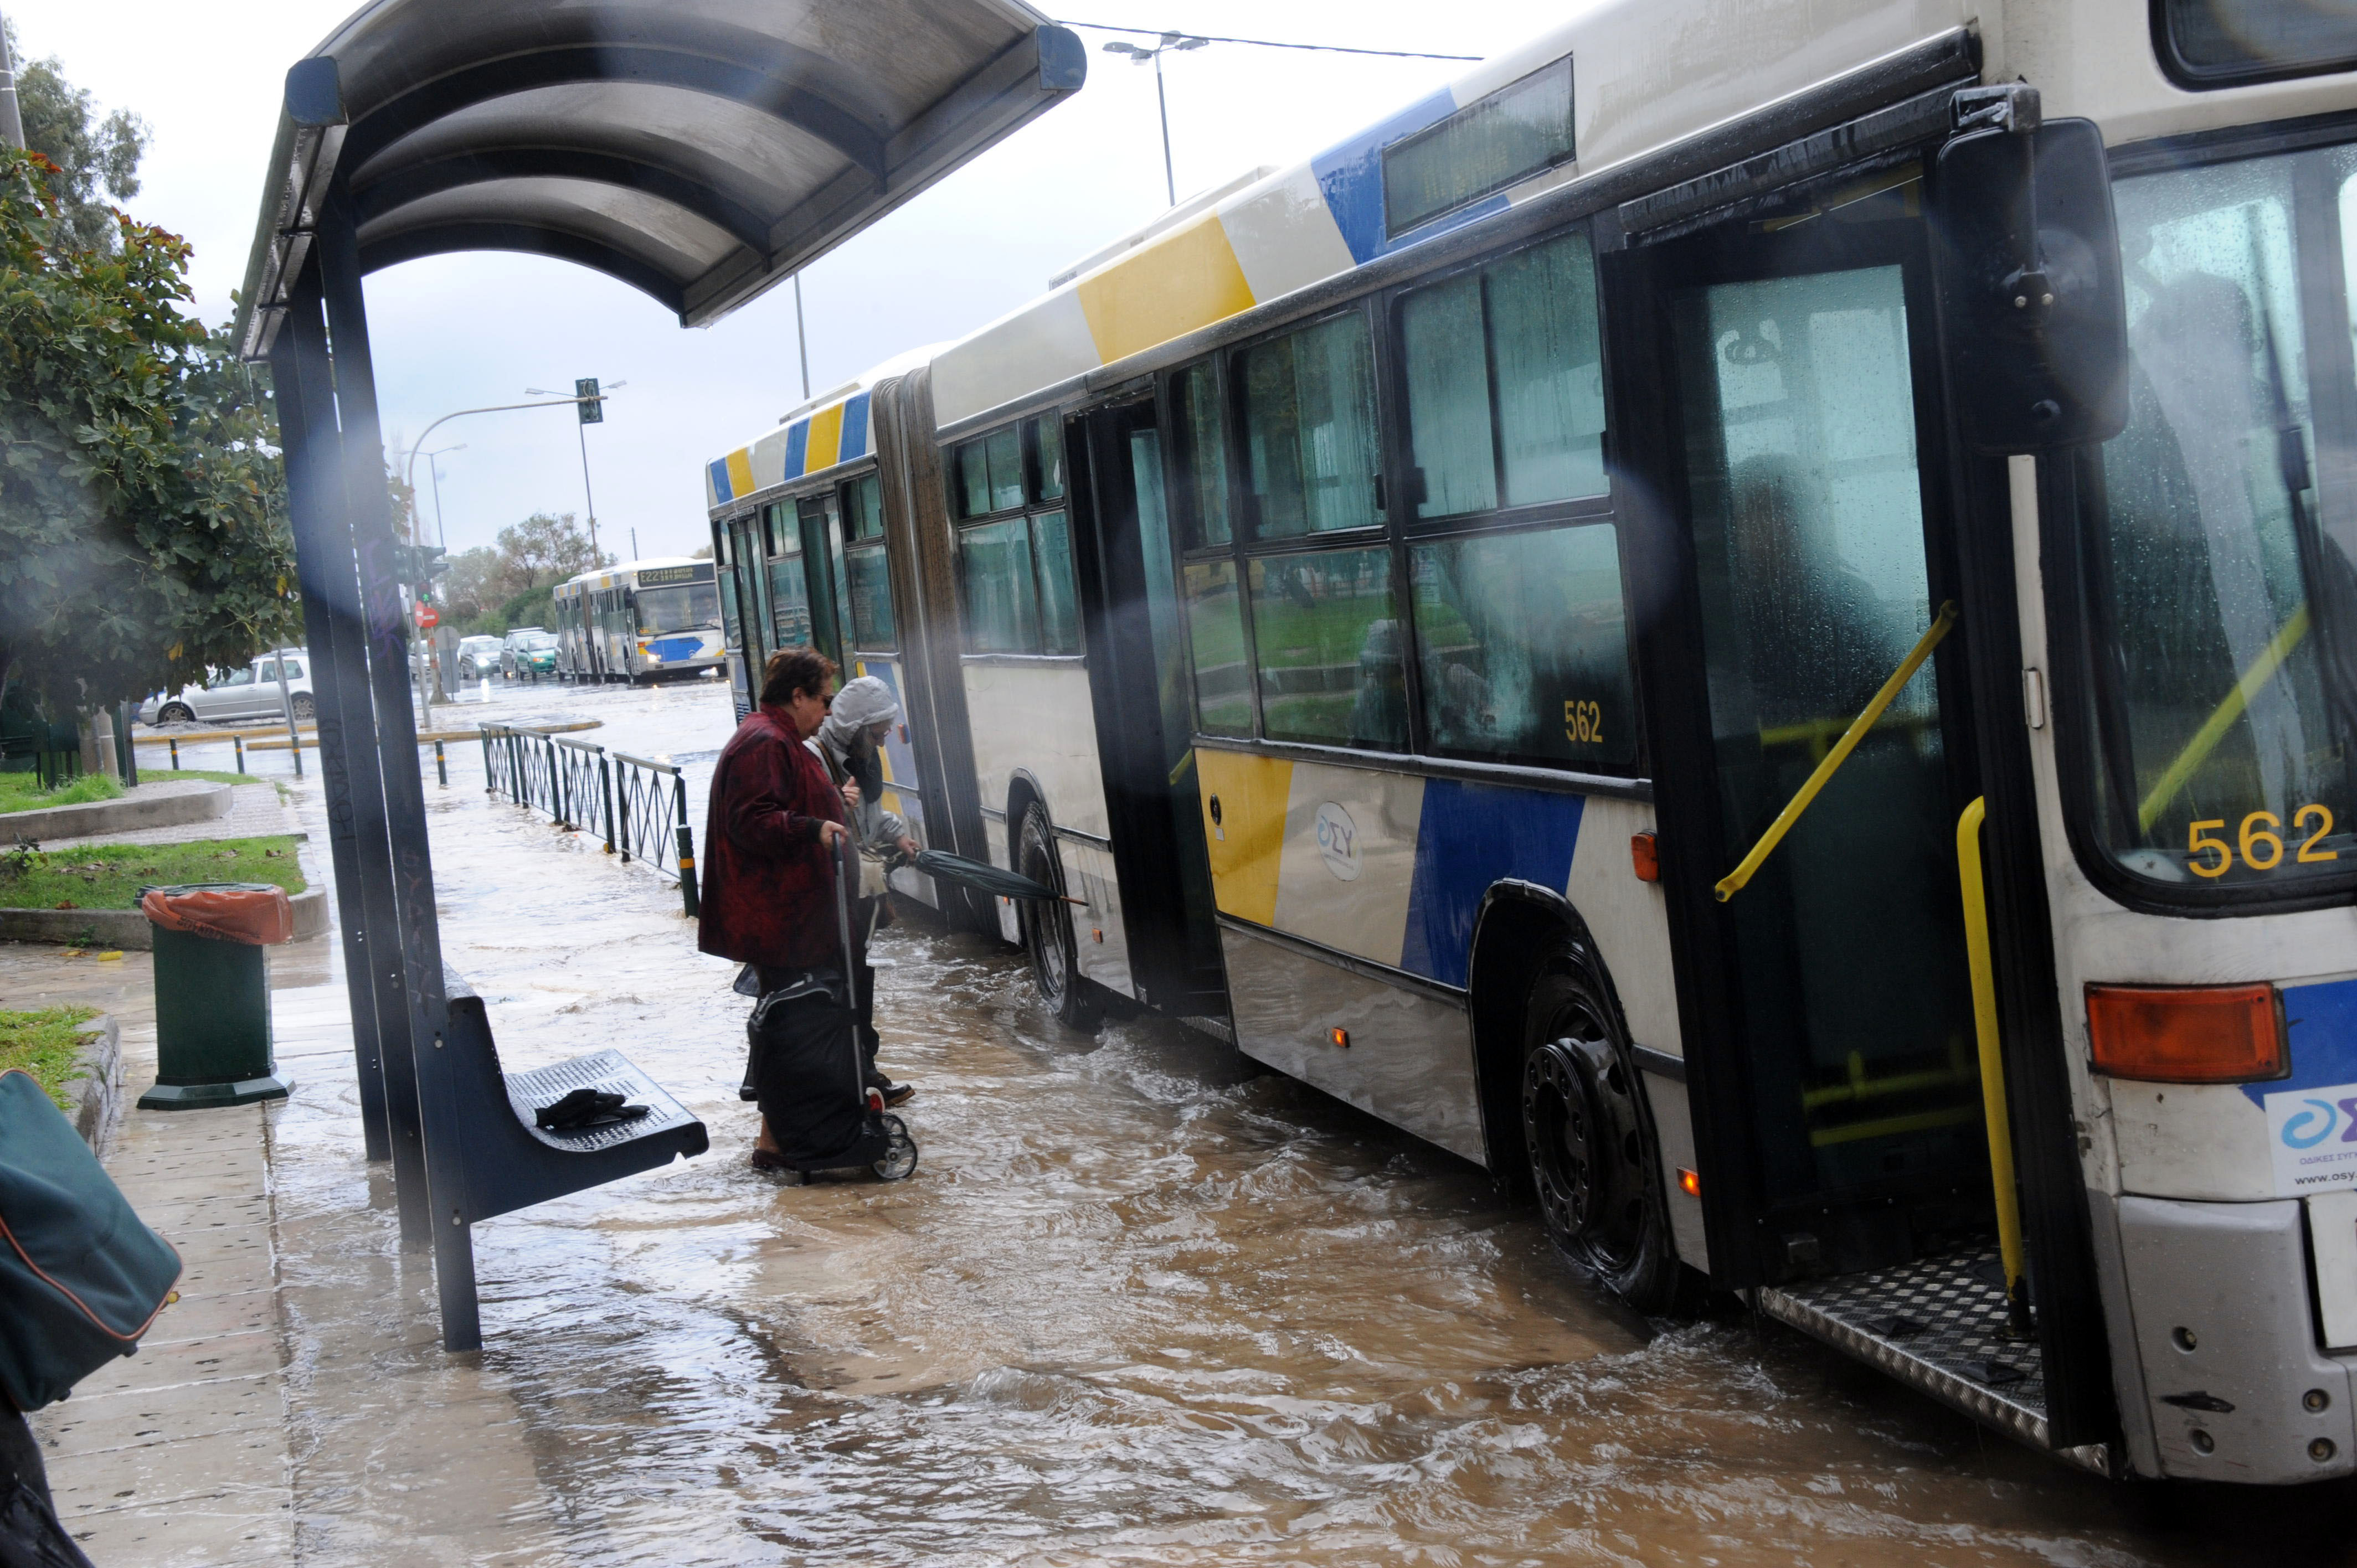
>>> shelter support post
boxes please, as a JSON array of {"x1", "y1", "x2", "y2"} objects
[
  {"x1": 317, "y1": 175, "x2": 481, "y2": 1350},
  {"x1": 270, "y1": 269, "x2": 407, "y2": 1174}
]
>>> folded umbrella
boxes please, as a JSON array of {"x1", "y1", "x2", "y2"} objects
[{"x1": 911, "y1": 848, "x2": 1084, "y2": 906}]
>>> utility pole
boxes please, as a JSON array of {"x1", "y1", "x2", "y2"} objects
[
  {"x1": 0, "y1": 13, "x2": 24, "y2": 153},
  {"x1": 792, "y1": 275, "x2": 811, "y2": 400}
]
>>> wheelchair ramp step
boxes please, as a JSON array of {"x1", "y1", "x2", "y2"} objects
[
  {"x1": 507, "y1": 1049, "x2": 699, "y2": 1153},
  {"x1": 1755, "y1": 1244, "x2": 2090, "y2": 1461}
]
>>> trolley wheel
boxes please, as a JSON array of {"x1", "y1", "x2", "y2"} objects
[
  {"x1": 1016, "y1": 802, "x2": 1101, "y2": 1033},
  {"x1": 157, "y1": 703, "x2": 194, "y2": 724},
  {"x1": 1521, "y1": 948, "x2": 1681, "y2": 1312},
  {"x1": 873, "y1": 1114, "x2": 919, "y2": 1182},
  {"x1": 290, "y1": 693, "x2": 316, "y2": 723}
]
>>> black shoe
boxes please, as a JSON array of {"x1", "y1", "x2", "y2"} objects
[{"x1": 869, "y1": 1076, "x2": 914, "y2": 1108}]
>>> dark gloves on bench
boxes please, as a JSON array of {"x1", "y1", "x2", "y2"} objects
[{"x1": 533, "y1": 1087, "x2": 651, "y2": 1133}]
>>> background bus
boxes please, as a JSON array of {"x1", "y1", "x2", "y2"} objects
[
  {"x1": 550, "y1": 558, "x2": 724, "y2": 684},
  {"x1": 704, "y1": 0, "x2": 2357, "y2": 1487}
]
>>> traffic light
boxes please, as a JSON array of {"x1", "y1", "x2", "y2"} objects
[
  {"x1": 391, "y1": 544, "x2": 449, "y2": 595},
  {"x1": 576, "y1": 377, "x2": 603, "y2": 425}
]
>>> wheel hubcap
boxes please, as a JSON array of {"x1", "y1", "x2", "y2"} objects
[{"x1": 1524, "y1": 1040, "x2": 1598, "y2": 1240}]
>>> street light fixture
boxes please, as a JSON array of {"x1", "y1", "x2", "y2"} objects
[{"x1": 1102, "y1": 33, "x2": 1208, "y2": 206}]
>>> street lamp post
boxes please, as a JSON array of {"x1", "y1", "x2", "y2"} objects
[
  {"x1": 1102, "y1": 33, "x2": 1208, "y2": 207},
  {"x1": 420, "y1": 443, "x2": 465, "y2": 550}
]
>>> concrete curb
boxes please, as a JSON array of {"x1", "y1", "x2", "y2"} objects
[
  {"x1": 0, "y1": 885, "x2": 327, "y2": 950},
  {"x1": 66, "y1": 1014, "x2": 121, "y2": 1152},
  {"x1": 1, "y1": 782, "x2": 231, "y2": 842}
]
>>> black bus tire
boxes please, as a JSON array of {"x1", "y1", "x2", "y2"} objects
[
  {"x1": 1016, "y1": 803, "x2": 1101, "y2": 1034},
  {"x1": 1521, "y1": 946, "x2": 1681, "y2": 1313}
]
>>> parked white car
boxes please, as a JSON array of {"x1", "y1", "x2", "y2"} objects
[{"x1": 141, "y1": 649, "x2": 316, "y2": 726}]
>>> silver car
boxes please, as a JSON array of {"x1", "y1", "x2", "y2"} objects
[
  {"x1": 142, "y1": 651, "x2": 316, "y2": 726},
  {"x1": 455, "y1": 635, "x2": 504, "y2": 682}
]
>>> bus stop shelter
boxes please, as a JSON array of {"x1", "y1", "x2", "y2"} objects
[{"x1": 228, "y1": 0, "x2": 1084, "y2": 1350}]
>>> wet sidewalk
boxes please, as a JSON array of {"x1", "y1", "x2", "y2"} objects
[{"x1": 9, "y1": 682, "x2": 2340, "y2": 1566}]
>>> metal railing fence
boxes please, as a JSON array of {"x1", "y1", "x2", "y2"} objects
[
  {"x1": 610, "y1": 751, "x2": 701, "y2": 917},
  {"x1": 480, "y1": 723, "x2": 698, "y2": 917}
]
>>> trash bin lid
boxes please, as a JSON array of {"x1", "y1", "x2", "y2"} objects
[{"x1": 140, "y1": 884, "x2": 294, "y2": 946}]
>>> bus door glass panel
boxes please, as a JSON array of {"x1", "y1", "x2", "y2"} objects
[
  {"x1": 1671, "y1": 258, "x2": 1979, "y2": 1227},
  {"x1": 797, "y1": 494, "x2": 846, "y2": 663},
  {"x1": 1131, "y1": 427, "x2": 1225, "y2": 974},
  {"x1": 756, "y1": 505, "x2": 802, "y2": 656},
  {"x1": 2073, "y1": 149, "x2": 2357, "y2": 891}
]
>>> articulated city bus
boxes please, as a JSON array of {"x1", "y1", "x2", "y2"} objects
[
  {"x1": 706, "y1": 363, "x2": 944, "y2": 909},
  {"x1": 707, "y1": 0, "x2": 2357, "y2": 1484},
  {"x1": 550, "y1": 558, "x2": 725, "y2": 684}
]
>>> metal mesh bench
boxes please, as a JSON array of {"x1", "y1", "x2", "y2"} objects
[{"x1": 442, "y1": 968, "x2": 708, "y2": 1221}]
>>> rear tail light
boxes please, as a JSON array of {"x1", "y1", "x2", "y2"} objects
[{"x1": 2086, "y1": 983, "x2": 2284, "y2": 1083}]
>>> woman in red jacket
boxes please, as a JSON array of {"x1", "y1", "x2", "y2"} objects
[{"x1": 701, "y1": 647, "x2": 904, "y2": 1166}]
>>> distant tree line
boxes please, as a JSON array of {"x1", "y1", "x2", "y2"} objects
[{"x1": 435, "y1": 511, "x2": 611, "y2": 635}]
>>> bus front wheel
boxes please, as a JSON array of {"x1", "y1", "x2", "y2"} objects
[
  {"x1": 1521, "y1": 952, "x2": 1679, "y2": 1312},
  {"x1": 1016, "y1": 803, "x2": 1101, "y2": 1034}
]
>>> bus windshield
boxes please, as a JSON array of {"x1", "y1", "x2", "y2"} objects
[
  {"x1": 2075, "y1": 146, "x2": 2357, "y2": 895},
  {"x1": 634, "y1": 581, "x2": 721, "y2": 634}
]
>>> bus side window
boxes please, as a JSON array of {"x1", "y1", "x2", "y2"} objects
[
  {"x1": 1248, "y1": 546, "x2": 1404, "y2": 749},
  {"x1": 1234, "y1": 312, "x2": 1383, "y2": 539},
  {"x1": 960, "y1": 518, "x2": 1041, "y2": 652},
  {"x1": 1171, "y1": 361, "x2": 1232, "y2": 548},
  {"x1": 1182, "y1": 560, "x2": 1251, "y2": 736},
  {"x1": 1410, "y1": 523, "x2": 1635, "y2": 767}
]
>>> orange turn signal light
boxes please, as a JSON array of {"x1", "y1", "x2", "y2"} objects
[
  {"x1": 1676, "y1": 1166, "x2": 1701, "y2": 1198},
  {"x1": 2086, "y1": 983, "x2": 2285, "y2": 1084},
  {"x1": 1330, "y1": 1026, "x2": 1350, "y2": 1049},
  {"x1": 1631, "y1": 831, "x2": 1660, "y2": 883}
]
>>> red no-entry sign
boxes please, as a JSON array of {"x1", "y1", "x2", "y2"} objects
[{"x1": 416, "y1": 604, "x2": 440, "y2": 630}]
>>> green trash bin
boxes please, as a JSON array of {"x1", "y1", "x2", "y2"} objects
[{"x1": 137, "y1": 882, "x2": 295, "y2": 1111}]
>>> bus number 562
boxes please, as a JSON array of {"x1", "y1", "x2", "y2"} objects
[
  {"x1": 2188, "y1": 806, "x2": 2339, "y2": 877},
  {"x1": 1563, "y1": 699, "x2": 1603, "y2": 746}
]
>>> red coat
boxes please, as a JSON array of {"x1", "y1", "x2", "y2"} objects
[{"x1": 697, "y1": 704, "x2": 853, "y2": 971}]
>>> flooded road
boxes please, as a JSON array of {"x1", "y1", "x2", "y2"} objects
[{"x1": 159, "y1": 682, "x2": 2357, "y2": 1564}]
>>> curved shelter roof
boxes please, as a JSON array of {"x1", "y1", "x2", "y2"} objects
[{"x1": 232, "y1": 0, "x2": 1084, "y2": 358}]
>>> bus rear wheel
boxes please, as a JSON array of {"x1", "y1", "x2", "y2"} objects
[
  {"x1": 1521, "y1": 952, "x2": 1679, "y2": 1312},
  {"x1": 1016, "y1": 803, "x2": 1100, "y2": 1034}
]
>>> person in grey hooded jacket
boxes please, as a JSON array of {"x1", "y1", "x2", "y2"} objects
[{"x1": 807, "y1": 674, "x2": 921, "y2": 1104}]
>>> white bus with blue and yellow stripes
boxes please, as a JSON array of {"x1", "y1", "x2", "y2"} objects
[
  {"x1": 549, "y1": 556, "x2": 725, "y2": 684},
  {"x1": 707, "y1": 0, "x2": 2357, "y2": 1484}
]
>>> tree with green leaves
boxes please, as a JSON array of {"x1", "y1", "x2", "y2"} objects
[
  {"x1": 0, "y1": 144, "x2": 296, "y2": 715},
  {"x1": 4, "y1": 20, "x2": 146, "y2": 254}
]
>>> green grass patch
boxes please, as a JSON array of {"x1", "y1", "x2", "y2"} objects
[
  {"x1": 0, "y1": 771, "x2": 125, "y2": 816},
  {"x1": 0, "y1": 1006, "x2": 101, "y2": 1111},
  {"x1": 141, "y1": 768, "x2": 267, "y2": 788},
  {"x1": 0, "y1": 837, "x2": 303, "y2": 911}
]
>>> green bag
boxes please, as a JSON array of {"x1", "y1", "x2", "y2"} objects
[{"x1": 0, "y1": 1070, "x2": 181, "y2": 1411}]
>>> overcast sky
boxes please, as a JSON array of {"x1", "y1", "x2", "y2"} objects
[{"x1": 18, "y1": 1, "x2": 1572, "y2": 563}]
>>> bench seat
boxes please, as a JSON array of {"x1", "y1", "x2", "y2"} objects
[{"x1": 443, "y1": 969, "x2": 709, "y2": 1222}]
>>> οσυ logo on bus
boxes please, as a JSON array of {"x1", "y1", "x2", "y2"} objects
[
  {"x1": 1314, "y1": 802, "x2": 1361, "y2": 882},
  {"x1": 2281, "y1": 1095, "x2": 2357, "y2": 1149}
]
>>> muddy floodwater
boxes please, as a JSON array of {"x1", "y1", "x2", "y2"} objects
[{"x1": 152, "y1": 681, "x2": 2357, "y2": 1563}]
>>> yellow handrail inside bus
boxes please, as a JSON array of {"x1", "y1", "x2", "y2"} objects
[
  {"x1": 2135, "y1": 600, "x2": 2310, "y2": 833},
  {"x1": 1715, "y1": 600, "x2": 1959, "y2": 902},
  {"x1": 1957, "y1": 795, "x2": 2031, "y2": 1337}
]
